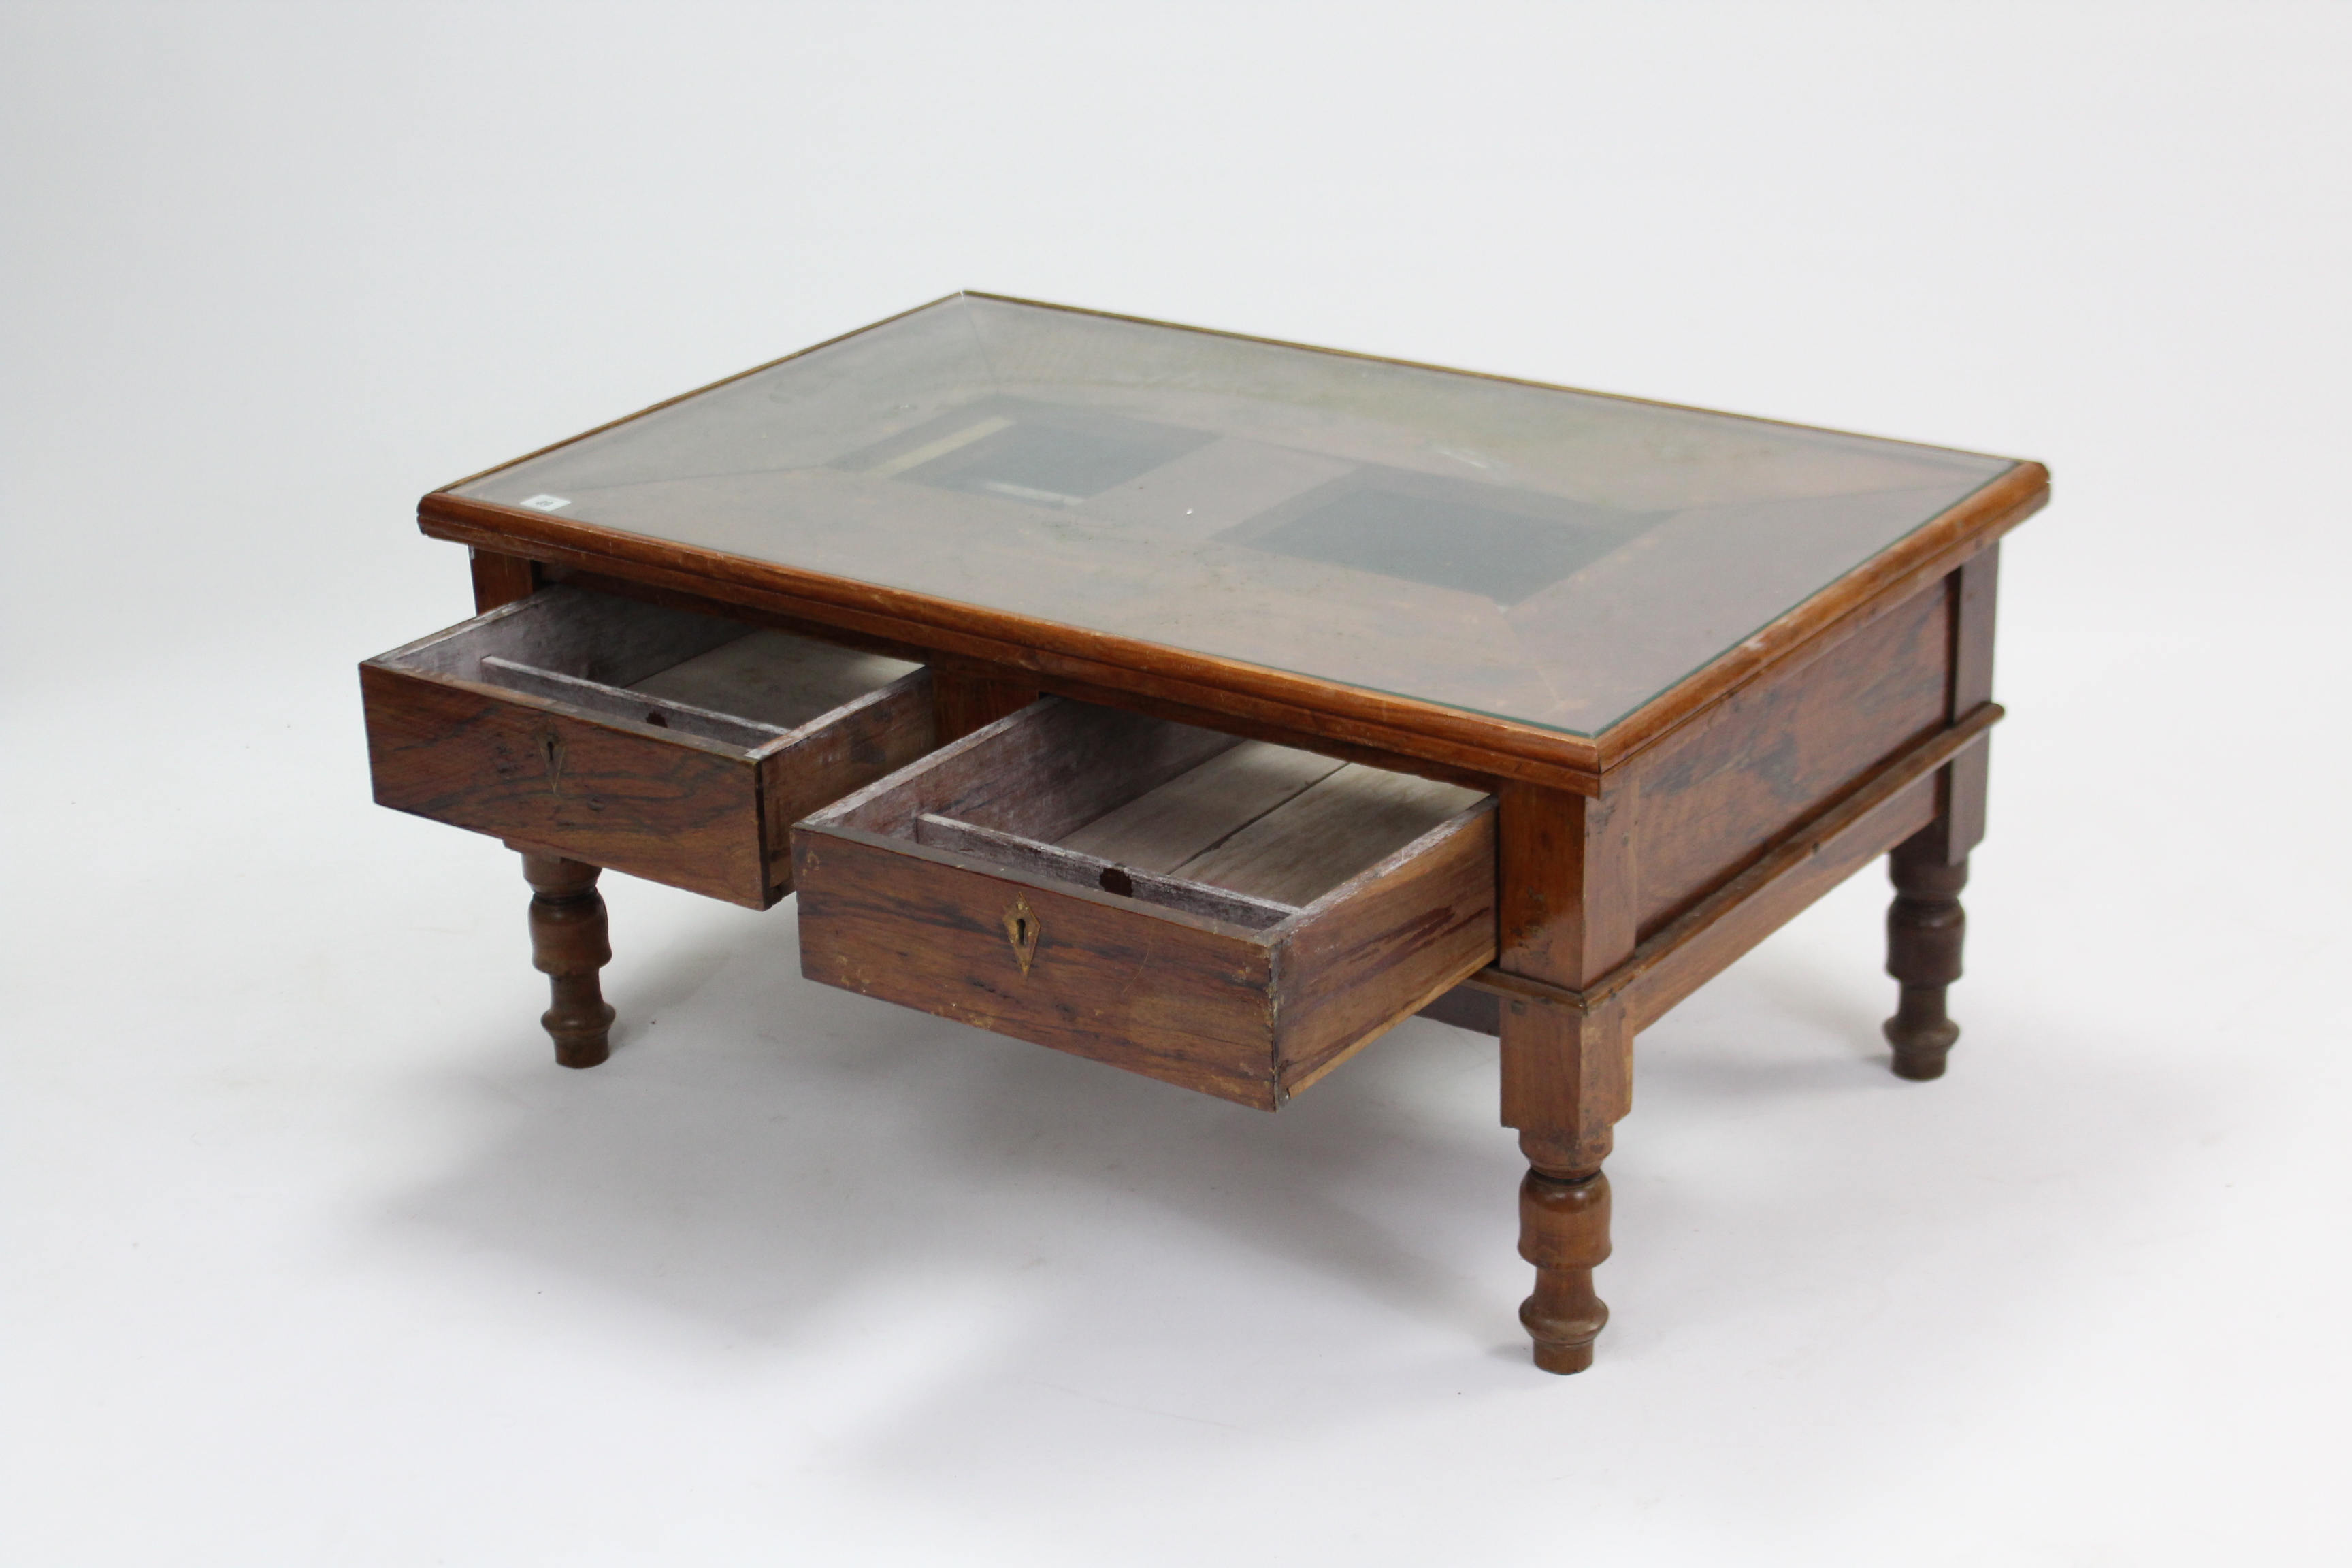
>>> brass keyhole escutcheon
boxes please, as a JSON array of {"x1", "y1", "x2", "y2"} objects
[{"x1": 1003, "y1": 896, "x2": 1041, "y2": 976}]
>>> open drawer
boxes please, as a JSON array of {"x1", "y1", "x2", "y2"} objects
[
  {"x1": 362, "y1": 585, "x2": 933, "y2": 906},
  {"x1": 792, "y1": 698, "x2": 1497, "y2": 1108}
]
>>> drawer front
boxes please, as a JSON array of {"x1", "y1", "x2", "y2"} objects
[
  {"x1": 794, "y1": 698, "x2": 1497, "y2": 1108},
  {"x1": 362, "y1": 587, "x2": 933, "y2": 907},
  {"x1": 365, "y1": 662, "x2": 772, "y2": 902},
  {"x1": 796, "y1": 830, "x2": 1288, "y2": 1104}
]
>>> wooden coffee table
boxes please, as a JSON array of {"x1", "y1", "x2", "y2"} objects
[{"x1": 362, "y1": 293, "x2": 2046, "y2": 1373}]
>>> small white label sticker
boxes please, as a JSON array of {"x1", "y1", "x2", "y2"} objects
[{"x1": 519, "y1": 494, "x2": 572, "y2": 512}]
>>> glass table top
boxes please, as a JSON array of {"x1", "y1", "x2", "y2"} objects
[{"x1": 453, "y1": 295, "x2": 2015, "y2": 737}]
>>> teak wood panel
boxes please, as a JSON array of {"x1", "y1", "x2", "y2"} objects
[
  {"x1": 1499, "y1": 783, "x2": 1639, "y2": 991},
  {"x1": 1629, "y1": 574, "x2": 1951, "y2": 939},
  {"x1": 1275, "y1": 818, "x2": 1499, "y2": 1092},
  {"x1": 1629, "y1": 772, "x2": 1938, "y2": 1029},
  {"x1": 932, "y1": 671, "x2": 1045, "y2": 743},
  {"x1": 470, "y1": 549, "x2": 540, "y2": 612}
]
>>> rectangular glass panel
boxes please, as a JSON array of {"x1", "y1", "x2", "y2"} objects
[{"x1": 456, "y1": 295, "x2": 2012, "y2": 736}]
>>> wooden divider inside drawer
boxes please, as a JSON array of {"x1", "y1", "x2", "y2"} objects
[
  {"x1": 791, "y1": 698, "x2": 1497, "y2": 1107},
  {"x1": 362, "y1": 585, "x2": 934, "y2": 906}
]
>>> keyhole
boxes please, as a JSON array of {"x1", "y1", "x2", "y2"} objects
[{"x1": 1002, "y1": 897, "x2": 1041, "y2": 976}]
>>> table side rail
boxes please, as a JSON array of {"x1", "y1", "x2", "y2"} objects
[{"x1": 1467, "y1": 702, "x2": 2001, "y2": 1030}]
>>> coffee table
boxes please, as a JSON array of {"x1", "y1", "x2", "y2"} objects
[{"x1": 362, "y1": 293, "x2": 2046, "y2": 1373}]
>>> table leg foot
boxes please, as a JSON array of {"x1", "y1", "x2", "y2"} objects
[
  {"x1": 1503, "y1": 983, "x2": 1628, "y2": 1376},
  {"x1": 519, "y1": 849, "x2": 615, "y2": 1068},
  {"x1": 1518, "y1": 1160, "x2": 1612, "y2": 1375},
  {"x1": 1884, "y1": 836, "x2": 1967, "y2": 1081}
]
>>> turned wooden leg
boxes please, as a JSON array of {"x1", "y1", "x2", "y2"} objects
[
  {"x1": 519, "y1": 849, "x2": 615, "y2": 1068},
  {"x1": 1501, "y1": 990, "x2": 1629, "y2": 1374},
  {"x1": 1884, "y1": 834, "x2": 1967, "y2": 1081},
  {"x1": 1520, "y1": 1156, "x2": 1612, "y2": 1373}
]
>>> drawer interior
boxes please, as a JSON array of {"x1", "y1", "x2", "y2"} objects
[
  {"x1": 385, "y1": 585, "x2": 922, "y2": 753},
  {"x1": 820, "y1": 699, "x2": 1488, "y2": 930}
]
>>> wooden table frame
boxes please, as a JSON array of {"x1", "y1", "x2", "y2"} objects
[{"x1": 414, "y1": 451, "x2": 2046, "y2": 1374}]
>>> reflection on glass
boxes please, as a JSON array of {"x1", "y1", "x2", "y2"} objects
[{"x1": 455, "y1": 295, "x2": 2013, "y2": 736}]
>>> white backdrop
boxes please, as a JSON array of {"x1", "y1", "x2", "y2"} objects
[{"x1": 5, "y1": 4, "x2": 2347, "y2": 1564}]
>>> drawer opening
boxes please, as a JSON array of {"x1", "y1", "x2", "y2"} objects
[
  {"x1": 383, "y1": 584, "x2": 923, "y2": 755},
  {"x1": 819, "y1": 699, "x2": 1486, "y2": 932}
]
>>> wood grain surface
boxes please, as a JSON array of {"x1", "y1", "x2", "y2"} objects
[
  {"x1": 794, "y1": 827, "x2": 1290, "y2": 1107},
  {"x1": 1916, "y1": 543, "x2": 2000, "y2": 866},
  {"x1": 1058, "y1": 742, "x2": 1343, "y2": 870},
  {"x1": 634, "y1": 631, "x2": 921, "y2": 732},
  {"x1": 470, "y1": 549, "x2": 539, "y2": 612},
  {"x1": 1631, "y1": 572, "x2": 1950, "y2": 938},
  {"x1": 1499, "y1": 782, "x2": 1638, "y2": 992},
  {"x1": 1273, "y1": 802, "x2": 1498, "y2": 1094},
  {"x1": 933, "y1": 671, "x2": 1041, "y2": 743},
  {"x1": 1179, "y1": 764, "x2": 1484, "y2": 907}
]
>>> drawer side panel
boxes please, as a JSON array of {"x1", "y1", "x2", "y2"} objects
[
  {"x1": 757, "y1": 672, "x2": 938, "y2": 899},
  {"x1": 363, "y1": 662, "x2": 766, "y2": 905},
  {"x1": 794, "y1": 828, "x2": 1282, "y2": 1107},
  {"x1": 1277, "y1": 804, "x2": 1499, "y2": 1094}
]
